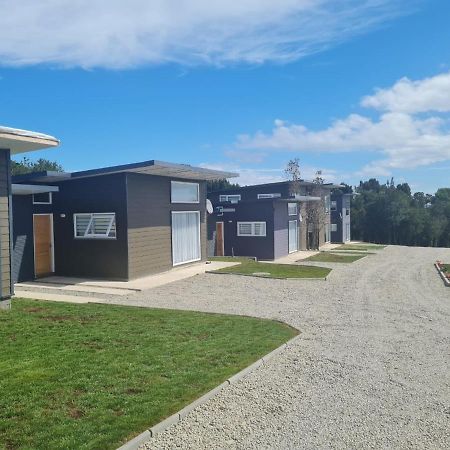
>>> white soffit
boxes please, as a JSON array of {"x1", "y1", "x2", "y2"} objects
[
  {"x1": 12, "y1": 184, "x2": 59, "y2": 195},
  {"x1": 0, "y1": 126, "x2": 59, "y2": 154}
]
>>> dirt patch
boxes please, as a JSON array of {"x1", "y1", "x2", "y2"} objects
[
  {"x1": 68, "y1": 407, "x2": 84, "y2": 419},
  {"x1": 23, "y1": 307, "x2": 46, "y2": 313},
  {"x1": 124, "y1": 387, "x2": 143, "y2": 395}
]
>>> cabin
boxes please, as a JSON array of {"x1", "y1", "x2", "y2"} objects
[
  {"x1": 207, "y1": 181, "x2": 339, "y2": 260},
  {"x1": 12, "y1": 160, "x2": 235, "y2": 283}
]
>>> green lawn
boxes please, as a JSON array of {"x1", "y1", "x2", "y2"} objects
[
  {"x1": 0, "y1": 299, "x2": 297, "y2": 449},
  {"x1": 210, "y1": 257, "x2": 330, "y2": 278},
  {"x1": 336, "y1": 243, "x2": 386, "y2": 251},
  {"x1": 442, "y1": 264, "x2": 450, "y2": 274},
  {"x1": 305, "y1": 252, "x2": 366, "y2": 263}
]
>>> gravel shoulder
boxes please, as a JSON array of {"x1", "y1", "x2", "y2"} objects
[{"x1": 119, "y1": 246, "x2": 450, "y2": 449}]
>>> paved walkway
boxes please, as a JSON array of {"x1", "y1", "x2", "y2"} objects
[{"x1": 121, "y1": 245, "x2": 450, "y2": 450}]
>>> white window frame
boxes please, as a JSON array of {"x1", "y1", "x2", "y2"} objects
[
  {"x1": 171, "y1": 181, "x2": 200, "y2": 204},
  {"x1": 257, "y1": 193, "x2": 281, "y2": 199},
  {"x1": 171, "y1": 210, "x2": 201, "y2": 266},
  {"x1": 73, "y1": 213, "x2": 117, "y2": 240},
  {"x1": 32, "y1": 192, "x2": 52, "y2": 205},
  {"x1": 219, "y1": 194, "x2": 241, "y2": 203},
  {"x1": 324, "y1": 195, "x2": 331, "y2": 213},
  {"x1": 288, "y1": 220, "x2": 298, "y2": 253},
  {"x1": 331, "y1": 223, "x2": 338, "y2": 232},
  {"x1": 237, "y1": 221, "x2": 266, "y2": 237},
  {"x1": 288, "y1": 202, "x2": 298, "y2": 216},
  {"x1": 331, "y1": 200, "x2": 337, "y2": 211}
]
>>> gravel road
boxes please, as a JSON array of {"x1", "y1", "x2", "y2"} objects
[{"x1": 118, "y1": 246, "x2": 450, "y2": 449}]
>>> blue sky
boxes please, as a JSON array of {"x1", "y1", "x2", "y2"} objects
[{"x1": 1, "y1": 0, "x2": 450, "y2": 193}]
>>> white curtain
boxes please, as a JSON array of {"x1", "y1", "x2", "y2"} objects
[{"x1": 172, "y1": 212, "x2": 201, "y2": 265}]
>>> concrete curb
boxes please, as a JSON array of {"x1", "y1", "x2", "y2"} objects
[
  {"x1": 116, "y1": 333, "x2": 301, "y2": 450},
  {"x1": 435, "y1": 263, "x2": 450, "y2": 287},
  {"x1": 205, "y1": 271, "x2": 327, "y2": 281}
]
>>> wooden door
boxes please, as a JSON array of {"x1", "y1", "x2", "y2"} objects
[
  {"x1": 216, "y1": 222, "x2": 224, "y2": 256},
  {"x1": 33, "y1": 215, "x2": 53, "y2": 277}
]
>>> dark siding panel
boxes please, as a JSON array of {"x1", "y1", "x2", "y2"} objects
[
  {"x1": 209, "y1": 201, "x2": 275, "y2": 260},
  {"x1": 127, "y1": 173, "x2": 207, "y2": 279},
  {"x1": 52, "y1": 173, "x2": 129, "y2": 280},
  {"x1": 12, "y1": 195, "x2": 35, "y2": 283}
]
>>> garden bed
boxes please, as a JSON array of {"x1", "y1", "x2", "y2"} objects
[{"x1": 435, "y1": 261, "x2": 450, "y2": 287}]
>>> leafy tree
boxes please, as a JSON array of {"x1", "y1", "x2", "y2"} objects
[
  {"x1": 12, "y1": 157, "x2": 64, "y2": 176},
  {"x1": 352, "y1": 178, "x2": 450, "y2": 248},
  {"x1": 207, "y1": 179, "x2": 240, "y2": 193}
]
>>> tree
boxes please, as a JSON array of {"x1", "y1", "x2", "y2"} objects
[
  {"x1": 303, "y1": 170, "x2": 328, "y2": 250},
  {"x1": 352, "y1": 177, "x2": 450, "y2": 248},
  {"x1": 284, "y1": 158, "x2": 302, "y2": 196},
  {"x1": 207, "y1": 179, "x2": 240, "y2": 193},
  {"x1": 11, "y1": 157, "x2": 64, "y2": 176}
]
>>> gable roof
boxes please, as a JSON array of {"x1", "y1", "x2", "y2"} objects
[{"x1": 12, "y1": 160, "x2": 237, "y2": 184}]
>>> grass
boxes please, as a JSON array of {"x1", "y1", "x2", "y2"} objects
[
  {"x1": 336, "y1": 243, "x2": 386, "y2": 251},
  {"x1": 0, "y1": 299, "x2": 297, "y2": 449},
  {"x1": 210, "y1": 256, "x2": 331, "y2": 278},
  {"x1": 441, "y1": 264, "x2": 450, "y2": 275},
  {"x1": 305, "y1": 252, "x2": 366, "y2": 263}
]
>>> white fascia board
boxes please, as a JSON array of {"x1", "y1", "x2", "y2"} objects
[{"x1": 12, "y1": 184, "x2": 59, "y2": 195}]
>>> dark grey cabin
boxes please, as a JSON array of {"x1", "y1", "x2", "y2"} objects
[
  {"x1": 330, "y1": 192, "x2": 352, "y2": 243},
  {"x1": 207, "y1": 181, "x2": 336, "y2": 260},
  {"x1": 12, "y1": 160, "x2": 235, "y2": 283}
]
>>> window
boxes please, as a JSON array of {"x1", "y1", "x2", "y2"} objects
[
  {"x1": 219, "y1": 194, "x2": 241, "y2": 204},
  {"x1": 171, "y1": 181, "x2": 199, "y2": 203},
  {"x1": 331, "y1": 223, "x2": 338, "y2": 232},
  {"x1": 331, "y1": 201, "x2": 337, "y2": 211},
  {"x1": 237, "y1": 221, "x2": 266, "y2": 237},
  {"x1": 257, "y1": 193, "x2": 281, "y2": 199},
  {"x1": 74, "y1": 213, "x2": 116, "y2": 239},
  {"x1": 324, "y1": 195, "x2": 331, "y2": 213},
  {"x1": 288, "y1": 202, "x2": 298, "y2": 216},
  {"x1": 345, "y1": 208, "x2": 350, "y2": 216},
  {"x1": 32, "y1": 192, "x2": 52, "y2": 205}
]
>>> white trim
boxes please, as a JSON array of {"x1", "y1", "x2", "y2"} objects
[
  {"x1": 33, "y1": 213, "x2": 55, "y2": 277},
  {"x1": 32, "y1": 191, "x2": 53, "y2": 205},
  {"x1": 219, "y1": 194, "x2": 241, "y2": 203},
  {"x1": 12, "y1": 184, "x2": 59, "y2": 195},
  {"x1": 171, "y1": 210, "x2": 202, "y2": 266},
  {"x1": 257, "y1": 193, "x2": 281, "y2": 199},
  {"x1": 171, "y1": 181, "x2": 200, "y2": 204},
  {"x1": 288, "y1": 220, "x2": 298, "y2": 253},
  {"x1": 237, "y1": 221, "x2": 267, "y2": 237},
  {"x1": 287, "y1": 202, "x2": 298, "y2": 216},
  {"x1": 73, "y1": 212, "x2": 117, "y2": 239},
  {"x1": 216, "y1": 221, "x2": 225, "y2": 256}
]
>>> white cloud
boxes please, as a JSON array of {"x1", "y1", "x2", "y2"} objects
[
  {"x1": 200, "y1": 162, "x2": 338, "y2": 186},
  {"x1": 0, "y1": 0, "x2": 408, "y2": 68},
  {"x1": 361, "y1": 72, "x2": 450, "y2": 113},
  {"x1": 234, "y1": 71, "x2": 450, "y2": 176}
]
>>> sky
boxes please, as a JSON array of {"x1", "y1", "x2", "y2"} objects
[{"x1": 1, "y1": 0, "x2": 450, "y2": 193}]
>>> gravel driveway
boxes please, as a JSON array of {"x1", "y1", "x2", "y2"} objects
[{"x1": 114, "y1": 246, "x2": 450, "y2": 449}]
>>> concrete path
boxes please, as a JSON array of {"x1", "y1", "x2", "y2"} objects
[
  {"x1": 14, "y1": 261, "x2": 238, "y2": 301},
  {"x1": 120, "y1": 245, "x2": 450, "y2": 450}
]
